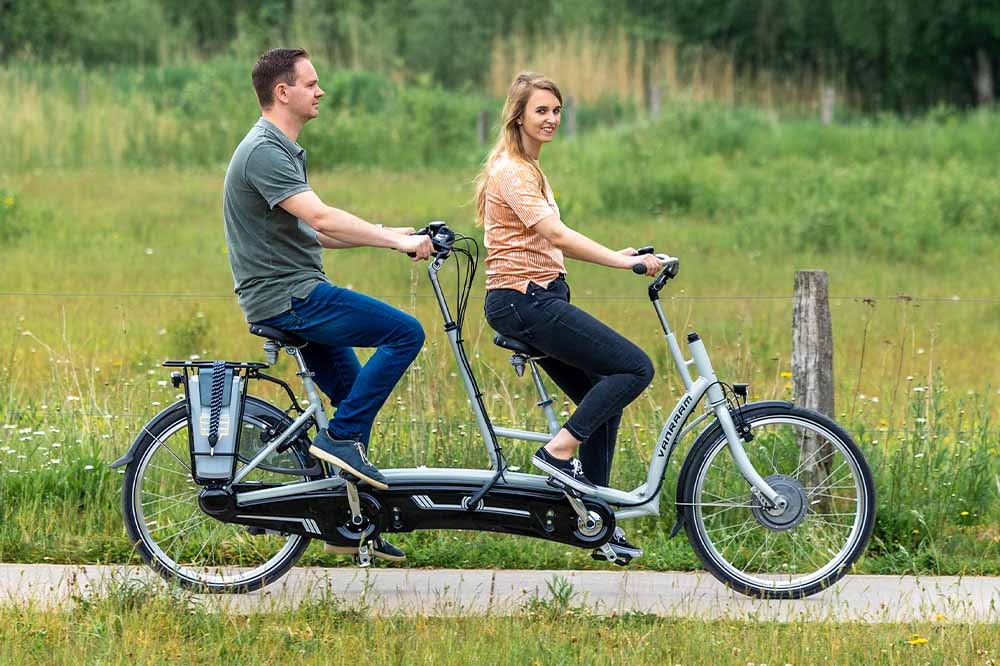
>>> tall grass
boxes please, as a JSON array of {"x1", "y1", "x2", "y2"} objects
[
  {"x1": 1, "y1": 585, "x2": 998, "y2": 664},
  {"x1": 487, "y1": 26, "x2": 851, "y2": 115}
]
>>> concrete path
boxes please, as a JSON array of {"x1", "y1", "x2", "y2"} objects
[{"x1": 2, "y1": 564, "x2": 998, "y2": 622}]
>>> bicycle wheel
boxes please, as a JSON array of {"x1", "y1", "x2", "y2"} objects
[
  {"x1": 121, "y1": 397, "x2": 323, "y2": 593},
  {"x1": 680, "y1": 403, "x2": 875, "y2": 598}
]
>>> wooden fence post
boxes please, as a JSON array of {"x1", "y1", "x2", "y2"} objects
[
  {"x1": 563, "y1": 96, "x2": 577, "y2": 136},
  {"x1": 476, "y1": 110, "x2": 490, "y2": 146},
  {"x1": 820, "y1": 85, "x2": 836, "y2": 125},
  {"x1": 793, "y1": 270, "x2": 834, "y2": 492},
  {"x1": 648, "y1": 84, "x2": 663, "y2": 119}
]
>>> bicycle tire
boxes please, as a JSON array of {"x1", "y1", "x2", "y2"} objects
[
  {"x1": 121, "y1": 398, "x2": 323, "y2": 593},
  {"x1": 680, "y1": 403, "x2": 875, "y2": 599}
]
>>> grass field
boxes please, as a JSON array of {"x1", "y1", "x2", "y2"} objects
[
  {"x1": 1, "y1": 78, "x2": 998, "y2": 575},
  {"x1": 1, "y1": 584, "x2": 996, "y2": 665}
]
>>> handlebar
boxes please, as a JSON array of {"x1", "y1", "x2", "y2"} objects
[
  {"x1": 407, "y1": 221, "x2": 455, "y2": 258},
  {"x1": 631, "y1": 247, "x2": 680, "y2": 280}
]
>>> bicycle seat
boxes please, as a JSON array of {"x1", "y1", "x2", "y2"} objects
[
  {"x1": 248, "y1": 324, "x2": 307, "y2": 348},
  {"x1": 493, "y1": 333, "x2": 545, "y2": 358}
]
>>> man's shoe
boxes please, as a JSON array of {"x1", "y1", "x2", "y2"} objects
[
  {"x1": 309, "y1": 429, "x2": 389, "y2": 490},
  {"x1": 324, "y1": 536, "x2": 406, "y2": 562},
  {"x1": 531, "y1": 447, "x2": 596, "y2": 494}
]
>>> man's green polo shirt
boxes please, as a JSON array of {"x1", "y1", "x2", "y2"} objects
[{"x1": 223, "y1": 118, "x2": 328, "y2": 323}]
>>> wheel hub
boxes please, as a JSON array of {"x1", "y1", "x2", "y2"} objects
[{"x1": 750, "y1": 474, "x2": 808, "y2": 531}]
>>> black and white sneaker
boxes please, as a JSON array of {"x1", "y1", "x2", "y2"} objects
[
  {"x1": 325, "y1": 536, "x2": 406, "y2": 562},
  {"x1": 309, "y1": 429, "x2": 389, "y2": 490},
  {"x1": 531, "y1": 447, "x2": 597, "y2": 494}
]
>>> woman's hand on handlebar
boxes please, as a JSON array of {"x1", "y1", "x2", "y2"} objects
[
  {"x1": 395, "y1": 233, "x2": 434, "y2": 260},
  {"x1": 617, "y1": 247, "x2": 664, "y2": 276}
]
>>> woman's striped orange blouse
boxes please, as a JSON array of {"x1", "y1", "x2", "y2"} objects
[{"x1": 483, "y1": 154, "x2": 566, "y2": 293}]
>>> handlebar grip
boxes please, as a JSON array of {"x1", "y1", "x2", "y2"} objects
[
  {"x1": 632, "y1": 263, "x2": 648, "y2": 275},
  {"x1": 406, "y1": 227, "x2": 432, "y2": 257}
]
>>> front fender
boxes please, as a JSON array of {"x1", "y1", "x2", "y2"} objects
[{"x1": 668, "y1": 400, "x2": 794, "y2": 538}]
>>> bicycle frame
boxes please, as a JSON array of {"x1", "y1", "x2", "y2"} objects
[{"x1": 229, "y1": 250, "x2": 781, "y2": 519}]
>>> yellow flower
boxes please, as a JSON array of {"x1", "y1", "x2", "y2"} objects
[
  {"x1": 779, "y1": 371, "x2": 792, "y2": 378},
  {"x1": 2, "y1": 196, "x2": 14, "y2": 207},
  {"x1": 960, "y1": 511, "x2": 970, "y2": 516},
  {"x1": 906, "y1": 634, "x2": 928, "y2": 645}
]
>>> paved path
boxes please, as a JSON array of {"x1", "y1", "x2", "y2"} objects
[{"x1": 2, "y1": 564, "x2": 998, "y2": 622}]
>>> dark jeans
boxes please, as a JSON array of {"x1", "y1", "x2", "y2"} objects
[
  {"x1": 255, "y1": 282, "x2": 425, "y2": 446},
  {"x1": 484, "y1": 277, "x2": 654, "y2": 486}
]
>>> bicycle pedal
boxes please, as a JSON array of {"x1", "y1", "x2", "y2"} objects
[
  {"x1": 357, "y1": 542, "x2": 372, "y2": 568},
  {"x1": 592, "y1": 542, "x2": 618, "y2": 563}
]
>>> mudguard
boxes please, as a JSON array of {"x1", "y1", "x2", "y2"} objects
[{"x1": 109, "y1": 396, "x2": 302, "y2": 469}]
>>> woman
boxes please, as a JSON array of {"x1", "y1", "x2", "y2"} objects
[{"x1": 475, "y1": 72, "x2": 664, "y2": 560}]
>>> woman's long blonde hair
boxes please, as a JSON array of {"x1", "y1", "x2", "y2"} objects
[{"x1": 474, "y1": 72, "x2": 563, "y2": 226}]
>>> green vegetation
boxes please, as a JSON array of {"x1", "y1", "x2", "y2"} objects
[
  {"x1": 0, "y1": 74, "x2": 997, "y2": 572},
  {"x1": 0, "y1": 585, "x2": 996, "y2": 665}
]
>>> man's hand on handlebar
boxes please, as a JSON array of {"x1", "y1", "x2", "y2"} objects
[
  {"x1": 617, "y1": 247, "x2": 665, "y2": 276},
  {"x1": 386, "y1": 226, "x2": 416, "y2": 236},
  {"x1": 396, "y1": 233, "x2": 434, "y2": 260}
]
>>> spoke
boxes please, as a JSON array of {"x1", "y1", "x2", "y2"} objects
[
  {"x1": 743, "y1": 531, "x2": 771, "y2": 572},
  {"x1": 148, "y1": 463, "x2": 191, "y2": 478},
  {"x1": 142, "y1": 496, "x2": 199, "y2": 521},
  {"x1": 709, "y1": 517, "x2": 758, "y2": 546},
  {"x1": 790, "y1": 446, "x2": 840, "y2": 478},
  {"x1": 142, "y1": 488, "x2": 197, "y2": 503},
  {"x1": 154, "y1": 514, "x2": 210, "y2": 551},
  {"x1": 787, "y1": 531, "x2": 823, "y2": 572},
  {"x1": 806, "y1": 516, "x2": 855, "y2": 531},
  {"x1": 808, "y1": 492, "x2": 859, "y2": 502},
  {"x1": 189, "y1": 520, "x2": 226, "y2": 567},
  {"x1": 701, "y1": 489, "x2": 750, "y2": 504},
  {"x1": 805, "y1": 460, "x2": 850, "y2": 491}
]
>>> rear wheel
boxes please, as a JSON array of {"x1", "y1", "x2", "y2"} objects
[
  {"x1": 680, "y1": 404, "x2": 875, "y2": 598},
  {"x1": 121, "y1": 398, "x2": 322, "y2": 593}
]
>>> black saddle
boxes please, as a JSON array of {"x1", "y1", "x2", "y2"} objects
[
  {"x1": 492, "y1": 333, "x2": 545, "y2": 358},
  {"x1": 248, "y1": 324, "x2": 307, "y2": 348}
]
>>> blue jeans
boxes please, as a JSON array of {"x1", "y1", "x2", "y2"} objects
[
  {"x1": 484, "y1": 277, "x2": 654, "y2": 486},
  {"x1": 255, "y1": 282, "x2": 425, "y2": 446}
]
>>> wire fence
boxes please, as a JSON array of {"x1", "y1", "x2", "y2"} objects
[{"x1": 2, "y1": 290, "x2": 999, "y2": 303}]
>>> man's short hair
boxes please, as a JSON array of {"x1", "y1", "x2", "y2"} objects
[{"x1": 252, "y1": 48, "x2": 309, "y2": 108}]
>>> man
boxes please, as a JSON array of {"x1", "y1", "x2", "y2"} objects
[{"x1": 223, "y1": 48, "x2": 432, "y2": 560}]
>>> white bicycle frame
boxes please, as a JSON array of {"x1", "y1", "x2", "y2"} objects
[{"x1": 232, "y1": 253, "x2": 782, "y2": 519}]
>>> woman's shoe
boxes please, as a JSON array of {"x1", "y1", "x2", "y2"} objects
[{"x1": 531, "y1": 447, "x2": 597, "y2": 494}]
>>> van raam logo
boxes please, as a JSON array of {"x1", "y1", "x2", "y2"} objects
[{"x1": 657, "y1": 394, "x2": 693, "y2": 457}]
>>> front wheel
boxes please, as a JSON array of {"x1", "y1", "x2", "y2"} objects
[
  {"x1": 121, "y1": 398, "x2": 322, "y2": 593},
  {"x1": 680, "y1": 404, "x2": 875, "y2": 598}
]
